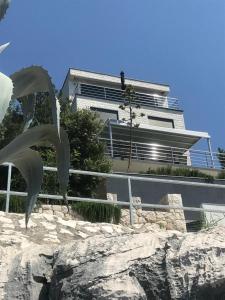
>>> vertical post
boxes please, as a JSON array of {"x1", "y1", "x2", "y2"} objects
[
  {"x1": 171, "y1": 147, "x2": 175, "y2": 164},
  {"x1": 154, "y1": 95, "x2": 158, "y2": 107},
  {"x1": 135, "y1": 143, "x2": 138, "y2": 160},
  {"x1": 207, "y1": 138, "x2": 215, "y2": 168},
  {"x1": 205, "y1": 151, "x2": 209, "y2": 168},
  {"x1": 128, "y1": 177, "x2": 134, "y2": 225},
  {"x1": 109, "y1": 122, "x2": 114, "y2": 158},
  {"x1": 103, "y1": 86, "x2": 107, "y2": 99},
  {"x1": 5, "y1": 163, "x2": 12, "y2": 213}
]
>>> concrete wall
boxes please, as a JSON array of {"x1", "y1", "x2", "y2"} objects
[
  {"x1": 111, "y1": 159, "x2": 221, "y2": 176},
  {"x1": 106, "y1": 175, "x2": 225, "y2": 221}
]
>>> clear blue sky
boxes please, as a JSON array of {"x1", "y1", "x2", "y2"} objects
[{"x1": 1, "y1": 0, "x2": 225, "y2": 149}]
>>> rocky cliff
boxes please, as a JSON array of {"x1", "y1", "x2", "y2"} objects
[{"x1": 1, "y1": 211, "x2": 225, "y2": 299}]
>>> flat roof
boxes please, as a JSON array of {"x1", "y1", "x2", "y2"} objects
[
  {"x1": 106, "y1": 121, "x2": 210, "y2": 149},
  {"x1": 64, "y1": 68, "x2": 170, "y2": 94}
]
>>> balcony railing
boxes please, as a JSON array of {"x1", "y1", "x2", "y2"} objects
[
  {"x1": 100, "y1": 138, "x2": 225, "y2": 170},
  {"x1": 80, "y1": 83, "x2": 181, "y2": 111}
]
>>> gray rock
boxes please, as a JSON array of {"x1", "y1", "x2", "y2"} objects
[
  {"x1": 4, "y1": 245, "x2": 54, "y2": 300},
  {"x1": 1, "y1": 213, "x2": 225, "y2": 299}
]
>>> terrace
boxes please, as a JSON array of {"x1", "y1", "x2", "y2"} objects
[
  {"x1": 101, "y1": 138, "x2": 225, "y2": 170},
  {"x1": 80, "y1": 83, "x2": 181, "y2": 111},
  {"x1": 100, "y1": 120, "x2": 225, "y2": 171}
]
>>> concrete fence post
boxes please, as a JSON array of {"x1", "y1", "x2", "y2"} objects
[
  {"x1": 5, "y1": 163, "x2": 12, "y2": 213},
  {"x1": 128, "y1": 177, "x2": 135, "y2": 225}
]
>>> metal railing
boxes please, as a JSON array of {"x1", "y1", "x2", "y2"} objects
[
  {"x1": 101, "y1": 138, "x2": 225, "y2": 170},
  {"x1": 2, "y1": 164, "x2": 225, "y2": 227},
  {"x1": 79, "y1": 83, "x2": 181, "y2": 111}
]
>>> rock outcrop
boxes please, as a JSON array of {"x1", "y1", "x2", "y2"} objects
[{"x1": 1, "y1": 211, "x2": 225, "y2": 299}]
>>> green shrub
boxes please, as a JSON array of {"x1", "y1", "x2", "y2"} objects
[
  {"x1": 71, "y1": 202, "x2": 121, "y2": 224},
  {"x1": 217, "y1": 171, "x2": 225, "y2": 179},
  {"x1": 146, "y1": 166, "x2": 214, "y2": 183},
  {"x1": 217, "y1": 147, "x2": 225, "y2": 169},
  {"x1": 0, "y1": 196, "x2": 25, "y2": 213}
]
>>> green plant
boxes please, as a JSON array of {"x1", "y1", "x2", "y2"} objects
[
  {"x1": 0, "y1": 195, "x2": 25, "y2": 213},
  {"x1": 217, "y1": 147, "x2": 225, "y2": 169},
  {"x1": 200, "y1": 211, "x2": 224, "y2": 230},
  {"x1": 71, "y1": 202, "x2": 121, "y2": 224},
  {"x1": 146, "y1": 166, "x2": 214, "y2": 183},
  {"x1": 158, "y1": 222, "x2": 165, "y2": 229},
  {"x1": 0, "y1": 98, "x2": 111, "y2": 204},
  {"x1": 60, "y1": 103, "x2": 112, "y2": 197},
  {"x1": 217, "y1": 170, "x2": 225, "y2": 179}
]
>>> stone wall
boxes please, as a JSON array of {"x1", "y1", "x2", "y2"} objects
[
  {"x1": 119, "y1": 194, "x2": 186, "y2": 232},
  {"x1": 35, "y1": 193, "x2": 186, "y2": 232},
  {"x1": 35, "y1": 204, "x2": 84, "y2": 221}
]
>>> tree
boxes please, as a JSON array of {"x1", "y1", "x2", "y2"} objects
[
  {"x1": 0, "y1": 101, "x2": 23, "y2": 148},
  {"x1": 60, "y1": 101, "x2": 111, "y2": 197},
  {"x1": 119, "y1": 72, "x2": 145, "y2": 172},
  {"x1": 0, "y1": 102, "x2": 25, "y2": 192},
  {"x1": 0, "y1": 98, "x2": 112, "y2": 213},
  {"x1": 0, "y1": 93, "x2": 111, "y2": 200},
  {"x1": 217, "y1": 147, "x2": 225, "y2": 169},
  {"x1": 0, "y1": 95, "x2": 58, "y2": 196}
]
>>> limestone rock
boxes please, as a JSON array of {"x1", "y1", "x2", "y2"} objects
[{"x1": 1, "y1": 213, "x2": 225, "y2": 299}]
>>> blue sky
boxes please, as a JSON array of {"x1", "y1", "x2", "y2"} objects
[{"x1": 0, "y1": 0, "x2": 225, "y2": 149}]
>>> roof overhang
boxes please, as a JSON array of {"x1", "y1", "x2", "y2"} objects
[
  {"x1": 105, "y1": 121, "x2": 210, "y2": 149},
  {"x1": 69, "y1": 68, "x2": 170, "y2": 95}
]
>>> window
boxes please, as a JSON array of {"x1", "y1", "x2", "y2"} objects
[
  {"x1": 148, "y1": 116, "x2": 174, "y2": 128},
  {"x1": 90, "y1": 107, "x2": 118, "y2": 122}
]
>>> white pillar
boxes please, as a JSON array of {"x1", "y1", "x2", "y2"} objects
[
  {"x1": 5, "y1": 163, "x2": 12, "y2": 213},
  {"x1": 128, "y1": 178, "x2": 135, "y2": 225}
]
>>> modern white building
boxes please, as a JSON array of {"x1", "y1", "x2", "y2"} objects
[{"x1": 61, "y1": 68, "x2": 223, "y2": 173}]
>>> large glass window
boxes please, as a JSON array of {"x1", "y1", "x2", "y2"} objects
[
  {"x1": 148, "y1": 116, "x2": 174, "y2": 128},
  {"x1": 90, "y1": 107, "x2": 118, "y2": 122}
]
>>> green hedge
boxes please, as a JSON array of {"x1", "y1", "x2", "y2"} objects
[
  {"x1": 217, "y1": 171, "x2": 225, "y2": 179},
  {"x1": 146, "y1": 166, "x2": 215, "y2": 183},
  {"x1": 71, "y1": 202, "x2": 121, "y2": 224},
  {"x1": 0, "y1": 196, "x2": 25, "y2": 213}
]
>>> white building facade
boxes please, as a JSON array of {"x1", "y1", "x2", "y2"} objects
[{"x1": 61, "y1": 68, "x2": 222, "y2": 173}]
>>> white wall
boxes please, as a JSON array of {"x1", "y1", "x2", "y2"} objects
[{"x1": 75, "y1": 95, "x2": 186, "y2": 130}]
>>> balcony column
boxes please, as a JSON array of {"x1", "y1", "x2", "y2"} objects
[
  {"x1": 207, "y1": 138, "x2": 215, "y2": 168},
  {"x1": 109, "y1": 122, "x2": 114, "y2": 158}
]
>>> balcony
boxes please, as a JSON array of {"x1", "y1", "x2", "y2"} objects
[
  {"x1": 80, "y1": 83, "x2": 181, "y2": 111},
  {"x1": 101, "y1": 138, "x2": 225, "y2": 170}
]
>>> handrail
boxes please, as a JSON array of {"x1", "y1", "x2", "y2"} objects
[
  {"x1": 79, "y1": 83, "x2": 181, "y2": 111},
  {"x1": 2, "y1": 165, "x2": 225, "y2": 224},
  {"x1": 100, "y1": 137, "x2": 225, "y2": 170},
  {"x1": 100, "y1": 137, "x2": 225, "y2": 158}
]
